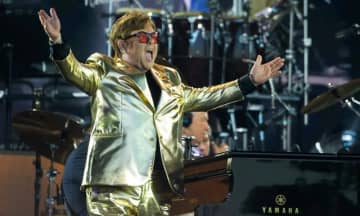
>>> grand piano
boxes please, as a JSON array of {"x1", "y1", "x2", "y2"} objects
[{"x1": 171, "y1": 152, "x2": 360, "y2": 215}]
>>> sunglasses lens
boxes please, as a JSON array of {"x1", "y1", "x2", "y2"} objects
[
  {"x1": 137, "y1": 32, "x2": 149, "y2": 43},
  {"x1": 151, "y1": 33, "x2": 159, "y2": 44}
]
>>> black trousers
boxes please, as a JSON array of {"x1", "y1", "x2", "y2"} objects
[{"x1": 62, "y1": 136, "x2": 89, "y2": 216}]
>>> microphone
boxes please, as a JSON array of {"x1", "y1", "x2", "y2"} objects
[
  {"x1": 335, "y1": 23, "x2": 360, "y2": 39},
  {"x1": 269, "y1": 78, "x2": 276, "y2": 110}
]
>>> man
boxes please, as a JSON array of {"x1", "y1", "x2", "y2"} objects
[
  {"x1": 182, "y1": 112, "x2": 211, "y2": 157},
  {"x1": 38, "y1": 8, "x2": 284, "y2": 215},
  {"x1": 212, "y1": 131, "x2": 230, "y2": 155}
]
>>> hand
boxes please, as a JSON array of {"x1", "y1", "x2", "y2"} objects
[
  {"x1": 38, "y1": 8, "x2": 61, "y2": 42},
  {"x1": 249, "y1": 55, "x2": 284, "y2": 86}
]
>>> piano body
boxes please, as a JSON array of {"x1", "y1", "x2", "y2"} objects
[{"x1": 171, "y1": 152, "x2": 360, "y2": 216}]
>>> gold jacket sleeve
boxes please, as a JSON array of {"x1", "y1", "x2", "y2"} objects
[
  {"x1": 53, "y1": 50, "x2": 107, "y2": 95},
  {"x1": 182, "y1": 80, "x2": 244, "y2": 112}
]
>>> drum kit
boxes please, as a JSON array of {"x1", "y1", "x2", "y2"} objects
[
  {"x1": 11, "y1": 87, "x2": 86, "y2": 216},
  {"x1": 12, "y1": 110, "x2": 85, "y2": 216}
]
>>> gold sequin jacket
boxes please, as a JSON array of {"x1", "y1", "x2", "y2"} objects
[{"x1": 53, "y1": 51, "x2": 245, "y2": 196}]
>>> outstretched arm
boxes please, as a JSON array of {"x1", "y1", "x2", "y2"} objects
[
  {"x1": 182, "y1": 55, "x2": 284, "y2": 112},
  {"x1": 37, "y1": 8, "x2": 105, "y2": 95}
]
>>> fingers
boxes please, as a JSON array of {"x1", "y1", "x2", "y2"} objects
[
  {"x1": 271, "y1": 69, "x2": 282, "y2": 78},
  {"x1": 255, "y1": 55, "x2": 262, "y2": 65},
  {"x1": 272, "y1": 60, "x2": 284, "y2": 71},
  {"x1": 50, "y1": 8, "x2": 58, "y2": 20},
  {"x1": 272, "y1": 64, "x2": 283, "y2": 74},
  {"x1": 260, "y1": 57, "x2": 283, "y2": 80},
  {"x1": 38, "y1": 8, "x2": 58, "y2": 26},
  {"x1": 38, "y1": 9, "x2": 51, "y2": 21},
  {"x1": 269, "y1": 57, "x2": 284, "y2": 67},
  {"x1": 38, "y1": 14, "x2": 45, "y2": 26},
  {"x1": 268, "y1": 57, "x2": 284, "y2": 72},
  {"x1": 38, "y1": 10, "x2": 49, "y2": 30}
]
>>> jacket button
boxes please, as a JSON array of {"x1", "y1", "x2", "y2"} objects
[{"x1": 149, "y1": 137, "x2": 155, "y2": 142}]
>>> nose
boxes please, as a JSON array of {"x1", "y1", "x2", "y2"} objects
[
  {"x1": 147, "y1": 40, "x2": 156, "y2": 47},
  {"x1": 147, "y1": 38, "x2": 153, "y2": 45},
  {"x1": 147, "y1": 35, "x2": 157, "y2": 45}
]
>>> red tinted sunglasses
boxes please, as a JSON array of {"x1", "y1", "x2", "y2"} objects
[{"x1": 123, "y1": 31, "x2": 159, "y2": 44}]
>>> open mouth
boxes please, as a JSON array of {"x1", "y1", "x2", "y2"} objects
[{"x1": 145, "y1": 50, "x2": 153, "y2": 62}]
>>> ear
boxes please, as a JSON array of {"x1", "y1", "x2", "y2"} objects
[{"x1": 117, "y1": 39, "x2": 128, "y2": 54}]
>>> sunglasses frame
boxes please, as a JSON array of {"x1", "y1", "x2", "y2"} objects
[{"x1": 123, "y1": 31, "x2": 159, "y2": 44}]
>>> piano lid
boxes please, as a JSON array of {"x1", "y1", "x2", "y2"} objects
[{"x1": 172, "y1": 152, "x2": 360, "y2": 216}]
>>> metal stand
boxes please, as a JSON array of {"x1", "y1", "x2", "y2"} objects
[
  {"x1": 208, "y1": 13, "x2": 216, "y2": 85},
  {"x1": 281, "y1": 111, "x2": 292, "y2": 152},
  {"x1": 227, "y1": 107, "x2": 255, "y2": 151},
  {"x1": 106, "y1": 0, "x2": 115, "y2": 56},
  {"x1": 230, "y1": 0, "x2": 249, "y2": 17},
  {"x1": 278, "y1": 0, "x2": 310, "y2": 150},
  {"x1": 34, "y1": 152, "x2": 42, "y2": 216},
  {"x1": 46, "y1": 144, "x2": 59, "y2": 216},
  {"x1": 303, "y1": 0, "x2": 311, "y2": 125},
  {"x1": 284, "y1": 0, "x2": 310, "y2": 125},
  {"x1": 339, "y1": 99, "x2": 360, "y2": 118},
  {"x1": 285, "y1": 1, "x2": 296, "y2": 94},
  {"x1": 207, "y1": 0, "x2": 229, "y2": 85},
  {"x1": 32, "y1": 88, "x2": 43, "y2": 216},
  {"x1": 160, "y1": 0, "x2": 174, "y2": 63},
  {"x1": 2, "y1": 43, "x2": 13, "y2": 149},
  {"x1": 227, "y1": 108, "x2": 238, "y2": 141},
  {"x1": 165, "y1": 12, "x2": 174, "y2": 63},
  {"x1": 220, "y1": 20, "x2": 231, "y2": 83},
  {"x1": 270, "y1": 83, "x2": 297, "y2": 152},
  {"x1": 182, "y1": 136, "x2": 195, "y2": 160}
]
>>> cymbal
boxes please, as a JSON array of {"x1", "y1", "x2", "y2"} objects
[
  {"x1": 301, "y1": 79, "x2": 360, "y2": 114},
  {"x1": 172, "y1": 11, "x2": 210, "y2": 19},
  {"x1": 253, "y1": 0, "x2": 290, "y2": 25},
  {"x1": 12, "y1": 110, "x2": 85, "y2": 164},
  {"x1": 115, "y1": 7, "x2": 164, "y2": 16}
]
